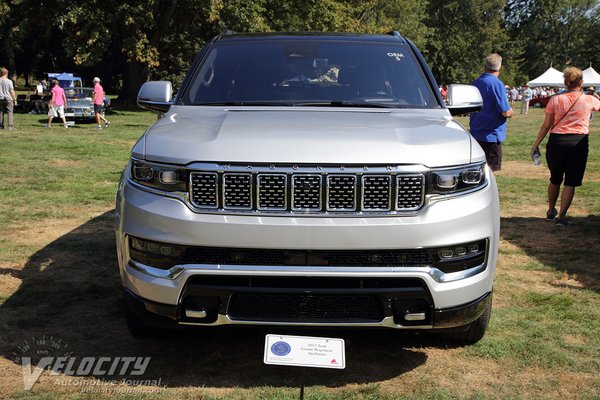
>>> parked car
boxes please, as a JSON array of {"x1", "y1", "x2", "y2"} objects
[
  {"x1": 116, "y1": 31, "x2": 499, "y2": 345},
  {"x1": 64, "y1": 87, "x2": 95, "y2": 120},
  {"x1": 529, "y1": 95, "x2": 552, "y2": 108}
]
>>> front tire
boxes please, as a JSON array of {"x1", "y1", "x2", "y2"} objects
[
  {"x1": 446, "y1": 293, "x2": 492, "y2": 345},
  {"x1": 124, "y1": 303, "x2": 154, "y2": 338}
]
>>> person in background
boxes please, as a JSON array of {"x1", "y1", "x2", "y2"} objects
[
  {"x1": 469, "y1": 53, "x2": 513, "y2": 171},
  {"x1": 0, "y1": 67, "x2": 18, "y2": 130},
  {"x1": 509, "y1": 86, "x2": 518, "y2": 108},
  {"x1": 439, "y1": 85, "x2": 447, "y2": 100},
  {"x1": 47, "y1": 79, "x2": 68, "y2": 128},
  {"x1": 531, "y1": 67, "x2": 600, "y2": 226},
  {"x1": 520, "y1": 84, "x2": 533, "y2": 114},
  {"x1": 92, "y1": 77, "x2": 110, "y2": 129}
]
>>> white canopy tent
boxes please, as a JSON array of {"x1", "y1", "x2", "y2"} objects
[
  {"x1": 528, "y1": 67, "x2": 564, "y2": 87},
  {"x1": 582, "y1": 67, "x2": 600, "y2": 87}
]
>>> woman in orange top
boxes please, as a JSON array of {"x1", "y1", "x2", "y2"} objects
[{"x1": 532, "y1": 66, "x2": 600, "y2": 226}]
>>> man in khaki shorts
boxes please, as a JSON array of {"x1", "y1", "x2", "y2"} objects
[
  {"x1": 0, "y1": 67, "x2": 17, "y2": 130},
  {"x1": 47, "y1": 79, "x2": 68, "y2": 128}
]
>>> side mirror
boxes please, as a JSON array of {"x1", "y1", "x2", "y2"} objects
[
  {"x1": 137, "y1": 81, "x2": 173, "y2": 113},
  {"x1": 446, "y1": 84, "x2": 483, "y2": 116}
]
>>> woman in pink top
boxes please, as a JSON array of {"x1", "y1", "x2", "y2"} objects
[
  {"x1": 532, "y1": 67, "x2": 600, "y2": 226},
  {"x1": 47, "y1": 79, "x2": 68, "y2": 128}
]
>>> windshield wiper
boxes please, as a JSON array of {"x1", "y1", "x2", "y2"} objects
[
  {"x1": 194, "y1": 100, "x2": 404, "y2": 108},
  {"x1": 293, "y1": 101, "x2": 399, "y2": 108},
  {"x1": 194, "y1": 101, "x2": 291, "y2": 106}
]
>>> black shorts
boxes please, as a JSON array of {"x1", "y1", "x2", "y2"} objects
[
  {"x1": 94, "y1": 104, "x2": 103, "y2": 114},
  {"x1": 477, "y1": 141, "x2": 503, "y2": 171},
  {"x1": 546, "y1": 134, "x2": 588, "y2": 187}
]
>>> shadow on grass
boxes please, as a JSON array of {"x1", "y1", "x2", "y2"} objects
[
  {"x1": 501, "y1": 214, "x2": 600, "y2": 293},
  {"x1": 0, "y1": 211, "x2": 430, "y2": 389}
]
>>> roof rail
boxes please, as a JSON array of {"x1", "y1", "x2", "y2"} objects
[{"x1": 222, "y1": 29, "x2": 237, "y2": 35}]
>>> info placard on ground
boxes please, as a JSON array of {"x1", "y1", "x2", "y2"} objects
[{"x1": 264, "y1": 334, "x2": 345, "y2": 369}]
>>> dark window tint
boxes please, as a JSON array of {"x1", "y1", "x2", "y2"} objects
[{"x1": 181, "y1": 40, "x2": 437, "y2": 108}]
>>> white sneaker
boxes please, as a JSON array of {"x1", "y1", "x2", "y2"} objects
[{"x1": 96, "y1": 125, "x2": 102, "y2": 129}]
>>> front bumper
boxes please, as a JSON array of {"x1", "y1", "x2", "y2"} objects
[
  {"x1": 124, "y1": 287, "x2": 493, "y2": 330},
  {"x1": 116, "y1": 171, "x2": 499, "y2": 329}
]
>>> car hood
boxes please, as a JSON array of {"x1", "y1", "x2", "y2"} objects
[{"x1": 137, "y1": 106, "x2": 478, "y2": 167}]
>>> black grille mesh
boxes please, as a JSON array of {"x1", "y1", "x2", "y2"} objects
[
  {"x1": 397, "y1": 175, "x2": 424, "y2": 209},
  {"x1": 228, "y1": 293, "x2": 383, "y2": 322},
  {"x1": 190, "y1": 173, "x2": 218, "y2": 207},
  {"x1": 327, "y1": 175, "x2": 357, "y2": 210},
  {"x1": 223, "y1": 174, "x2": 252, "y2": 209},
  {"x1": 292, "y1": 175, "x2": 322, "y2": 210},
  {"x1": 258, "y1": 174, "x2": 286, "y2": 210},
  {"x1": 362, "y1": 175, "x2": 392, "y2": 210},
  {"x1": 183, "y1": 247, "x2": 432, "y2": 267}
]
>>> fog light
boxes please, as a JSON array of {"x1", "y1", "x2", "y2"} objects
[{"x1": 130, "y1": 237, "x2": 178, "y2": 257}]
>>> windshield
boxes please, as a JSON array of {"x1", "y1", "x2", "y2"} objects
[
  {"x1": 181, "y1": 40, "x2": 438, "y2": 108},
  {"x1": 65, "y1": 88, "x2": 93, "y2": 99}
]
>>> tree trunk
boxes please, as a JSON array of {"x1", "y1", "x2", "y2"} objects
[
  {"x1": 120, "y1": 60, "x2": 149, "y2": 104},
  {"x1": 5, "y1": 30, "x2": 17, "y2": 82},
  {"x1": 118, "y1": 0, "x2": 178, "y2": 103}
]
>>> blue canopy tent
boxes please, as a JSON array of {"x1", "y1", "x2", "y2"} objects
[{"x1": 47, "y1": 72, "x2": 83, "y2": 89}]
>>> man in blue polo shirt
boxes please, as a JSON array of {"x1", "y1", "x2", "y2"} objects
[{"x1": 470, "y1": 53, "x2": 513, "y2": 171}]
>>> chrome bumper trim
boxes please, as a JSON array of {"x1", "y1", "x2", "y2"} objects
[
  {"x1": 178, "y1": 314, "x2": 433, "y2": 329},
  {"x1": 127, "y1": 259, "x2": 487, "y2": 283}
]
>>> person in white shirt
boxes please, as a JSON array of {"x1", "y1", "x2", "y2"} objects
[
  {"x1": 0, "y1": 67, "x2": 17, "y2": 130},
  {"x1": 521, "y1": 85, "x2": 533, "y2": 115}
]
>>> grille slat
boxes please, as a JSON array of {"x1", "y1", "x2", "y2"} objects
[
  {"x1": 258, "y1": 174, "x2": 287, "y2": 210},
  {"x1": 362, "y1": 175, "x2": 392, "y2": 211},
  {"x1": 327, "y1": 175, "x2": 357, "y2": 211},
  {"x1": 292, "y1": 174, "x2": 322, "y2": 210},
  {"x1": 397, "y1": 175, "x2": 424, "y2": 210},
  {"x1": 189, "y1": 168, "x2": 425, "y2": 213},
  {"x1": 190, "y1": 173, "x2": 218, "y2": 208},
  {"x1": 223, "y1": 173, "x2": 253, "y2": 209}
]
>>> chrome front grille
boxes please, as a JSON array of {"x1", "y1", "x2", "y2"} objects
[{"x1": 189, "y1": 166, "x2": 425, "y2": 214}]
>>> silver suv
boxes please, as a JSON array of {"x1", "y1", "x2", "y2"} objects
[{"x1": 116, "y1": 32, "x2": 499, "y2": 344}]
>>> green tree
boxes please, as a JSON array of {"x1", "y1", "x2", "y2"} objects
[
  {"x1": 507, "y1": 0, "x2": 600, "y2": 79},
  {"x1": 426, "y1": 0, "x2": 518, "y2": 85}
]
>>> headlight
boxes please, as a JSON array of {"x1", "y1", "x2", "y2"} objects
[
  {"x1": 130, "y1": 159, "x2": 187, "y2": 191},
  {"x1": 429, "y1": 162, "x2": 486, "y2": 194}
]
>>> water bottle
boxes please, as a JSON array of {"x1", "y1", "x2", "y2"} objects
[{"x1": 532, "y1": 147, "x2": 541, "y2": 166}]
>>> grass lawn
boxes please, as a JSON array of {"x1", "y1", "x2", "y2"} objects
[{"x1": 0, "y1": 104, "x2": 599, "y2": 399}]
